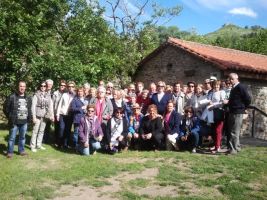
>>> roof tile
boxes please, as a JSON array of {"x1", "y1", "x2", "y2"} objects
[{"x1": 168, "y1": 37, "x2": 267, "y2": 74}]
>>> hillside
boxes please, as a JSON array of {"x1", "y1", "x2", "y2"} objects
[{"x1": 204, "y1": 24, "x2": 261, "y2": 41}]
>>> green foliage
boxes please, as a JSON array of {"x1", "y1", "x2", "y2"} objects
[
  {"x1": 157, "y1": 26, "x2": 182, "y2": 43},
  {"x1": 203, "y1": 24, "x2": 267, "y2": 55},
  {"x1": 0, "y1": 0, "x2": 139, "y2": 95}
]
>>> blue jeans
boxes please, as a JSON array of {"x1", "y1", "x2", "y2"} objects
[
  {"x1": 178, "y1": 132, "x2": 199, "y2": 149},
  {"x1": 73, "y1": 124, "x2": 79, "y2": 149},
  {"x1": 59, "y1": 115, "x2": 73, "y2": 147},
  {"x1": 8, "y1": 123, "x2": 28, "y2": 154},
  {"x1": 79, "y1": 138, "x2": 101, "y2": 156}
]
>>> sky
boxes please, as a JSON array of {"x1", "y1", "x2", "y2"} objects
[{"x1": 98, "y1": 0, "x2": 267, "y2": 35}]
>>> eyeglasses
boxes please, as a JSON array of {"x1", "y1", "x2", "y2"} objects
[{"x1": 88, "y1": 110, "x2": 95, "y2": 113}]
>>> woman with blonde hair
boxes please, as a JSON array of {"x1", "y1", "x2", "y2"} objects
[{"x1": 139, "y1": 104, "x2": 164, "y2": 150}]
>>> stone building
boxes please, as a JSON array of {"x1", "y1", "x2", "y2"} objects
[{"x1": 134, "y1": 37, "x2": 267, "y2": 139}]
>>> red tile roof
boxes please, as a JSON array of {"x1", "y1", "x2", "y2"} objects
[{"x1": 167, "y1": 37, "x2": 267, "y2": 74}]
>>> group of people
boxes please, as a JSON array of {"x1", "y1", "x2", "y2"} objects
[{"x1": 3, "y1": 72, "x2": 251, "y2": 158}]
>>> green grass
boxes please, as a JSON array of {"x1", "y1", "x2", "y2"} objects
[
  {"x1": 1, "y1": 128, "x2": 267, "y2": 200},
  {"x1": 127, "y1": 178, "x2": 150, "y2": 188}
]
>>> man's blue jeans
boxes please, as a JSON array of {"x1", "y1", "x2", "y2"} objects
[{"x1": 7, "y1": 123, "x2": 28, "y2": 154}]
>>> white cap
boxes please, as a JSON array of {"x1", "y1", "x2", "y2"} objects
[{"x1": 210, "y1": 76, "x2": 217, "y2": 81}]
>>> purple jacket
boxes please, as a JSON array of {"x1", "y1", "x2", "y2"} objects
[
  {"x1": 78, "y1": 115, "x2": 103, "y2": 144},
  {"x1": 71, "y1": 97, "x2": 87, "y2": 124}
]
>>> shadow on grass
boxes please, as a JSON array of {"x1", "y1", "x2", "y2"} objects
[
  {"x1": 0, "y1": 122, "x2": 9, "y2": 130},
  {"x1": 0, "y1": 143, "x2": 7, "y2": 156},
  {"x1": 241, "y1": 137, "x2": 267, "y2": 147}
]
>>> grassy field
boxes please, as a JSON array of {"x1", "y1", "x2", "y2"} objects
[{"x1": 0, "y1": 127, "x2": 267, "y2": 200}]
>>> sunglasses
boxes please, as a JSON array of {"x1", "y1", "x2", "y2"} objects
[{"x1": 185, "y1": 111, "x2": 193, "y2": 113}]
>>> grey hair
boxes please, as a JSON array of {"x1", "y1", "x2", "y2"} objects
[
  {"x1": 83, "y1": 83, "x2": 90, "y2": 88},
  {"x1": 97, "y1": 86, "x2": 106, "y2": 93},
  {"x1": 229, "y1": 73, "x2": 238, "y2": 79},
  {"x1": 46, "y1": 79, "x2": 54, "y2": 85}
]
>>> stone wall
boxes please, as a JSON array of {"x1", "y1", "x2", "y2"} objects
[
  {"x1": 242, "y1": 80, "x2": 267, "y2": 140},
  {"x1": 135, "y1": 45, "x2": 222, "y2": 87},
  {"x1": 135, "y1": 45, "x2": 267, "y2": 140}
]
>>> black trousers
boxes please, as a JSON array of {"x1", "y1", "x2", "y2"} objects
[{"x1": 140, "y1": 133, "x2": 164, "y2": 150}]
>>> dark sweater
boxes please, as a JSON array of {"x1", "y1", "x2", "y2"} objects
[
  {"x1": 139, "y1": 116, "x2": 163, "y2": 137},
  {"x1": 151, "y1": 93, "x2": 172, "y2": 115},
  {"x1": 228, "y1": 83, "x2": 251, "y2": 114},
  {"x1": 3, "y1": 93, "x2": 32, "y2": 125},
  {"x1": 164, "y1": 111, "x2": 181, "y2": 135}
]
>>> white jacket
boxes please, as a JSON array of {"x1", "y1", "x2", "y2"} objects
[{"x1": 56, "y1": 92, "x2": 75, "y2": 116}]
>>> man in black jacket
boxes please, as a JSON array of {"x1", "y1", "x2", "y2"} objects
[
  {"x1": 3, "y1": 81, "x2": 32, "y2": 158},
  {"x1": 224, "y1": 73, "x2": 251, "y2": 154}
]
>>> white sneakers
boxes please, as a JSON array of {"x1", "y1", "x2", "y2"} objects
[
  {"x1": 38, "y1": 146, "x2": 46, "y2": 150},
  {"x1": 192, "y1": 148, "x2": 197, "y2": 153},
  {"x1": 31, "y1": 148, "x2": 37, "y2": 153},
  {"x1": 31, "y1": 146, "x2": 46, "y2": 152}
]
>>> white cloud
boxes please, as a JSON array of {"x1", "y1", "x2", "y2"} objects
[
  {"x1": 228, "y1": 7, "x2": 258, "y2": 18},
  {"x1": 196, "y1": 0, "x2": 238, "y2": 10},
  {"x1": 183, "y1": 0, "x2": 245, "y2": 10}
]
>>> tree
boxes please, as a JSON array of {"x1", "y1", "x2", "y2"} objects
[
  {"x1": 0, "y1": 0, "x2": 70, "y2": 95},
  {"x1": 0, "y1": 0, "x2": 127, "y2": 94},
  {"x1": 101, "y1": 0, "x2": 182, "y2": 85}
]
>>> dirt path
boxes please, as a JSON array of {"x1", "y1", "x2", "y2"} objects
[{"x1": 53, "y1": 168, "x2": 159, "y2": 200}]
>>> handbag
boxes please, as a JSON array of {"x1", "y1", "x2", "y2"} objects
[{"x1": 213, "y1": 108, "x2": 224, "y2": 122}]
